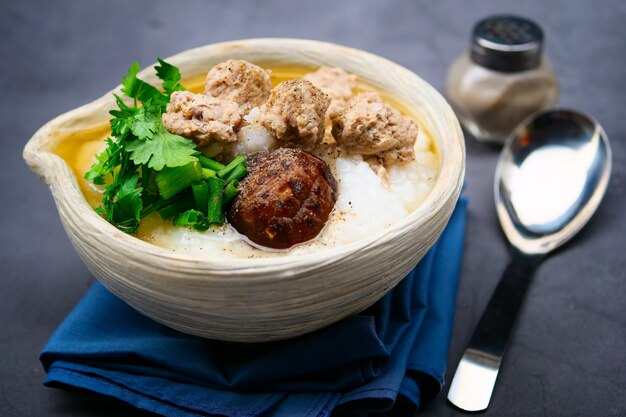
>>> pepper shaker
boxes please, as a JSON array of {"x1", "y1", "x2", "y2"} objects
[{"x1": 446, "y1": 15, "x2": 559, "y2": 145}]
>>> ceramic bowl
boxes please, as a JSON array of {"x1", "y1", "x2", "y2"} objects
[{"x1": 24, "y1": 39, "x2": 465, "y2": 342}]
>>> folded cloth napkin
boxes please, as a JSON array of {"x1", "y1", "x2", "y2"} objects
[{"x1": 40, "y1": 196, "x2": 467, "y2": 417}]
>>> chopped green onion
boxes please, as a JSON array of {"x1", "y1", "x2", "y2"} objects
[
  {"x1": 199, "y1": 155, "x2": 226, "y2": 171},
  {"x1": 156, "y1": 162, "x2": 202, "y2": 200},
  {"x1": 173, "y1": 209, "x2": 209, "y2": 231},
  {"x1": 223, "y1": 180, "x2": 240, "y2": 205},
  {"x1": 221, "y1": 163, "x2": 247, "y2": 184},
  {"x1": 207, "y1": 177, "x2": 225, "y2": 224},
  {"x1": 202, "y1": 168, "x2": 216, "y2": 179},
  {"x1": 217, "y1": 155, "x2": 246, "y2": 179},
  {"x1": 192, "y1": 181, "x2": 209, "y2": 216},
  {"x1": 158, "y1": 193, "x2": 194, "y2": 220}
]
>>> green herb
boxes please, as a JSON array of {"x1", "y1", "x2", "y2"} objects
[
  {"x1": 156, "y1": 162, "x2": 203, "y2": 200},
  {"x1": 173, "y1": 209, "x2": 210, "y2": 231},
  {"x1": 223, "y1": 180, "x2": 240, "y2": 205},
  {"x1": 111, "y1": 174, "x2": 143, "y2": 233},
  {"x1": 191, "y1": 181, "x2": 209, "y2": 216},
  {"x1": 202, "y1": 168, "x2": 217, "y2": 179},
  {"x1": 109, "y1": 95, "x2": 138, "y2": 138},
  {"x1": 84, "y1": 58, "x2": 246, "y2": 234},
  {"x1": 221, "y1": 163, "x2": 248, "y2": 185},
  {"x1": 122, "y1": 62, "x2": 167, "y2": 110},
  {"x1": 155, "y1": 58, "x2": 186, "y2": 95},
  {"x1": 129, "y1": 106, "x2": 162, "y2": 140},
  {"x1": 207, "y1": 177, "x2": 225, "y2": 225},
  {"x1": 199, "y1": 155, "x2": 226, "y2": 171},
  {"x1": 158, "y1": 192, "x2": 195, "y2": 220},
  {"x1": 217, "y1": 154, "x2": 246, "y2": 179},
  {"x1": 84, "y1": 138, "x2": 120, "y2": 185},
  {"x1": 140, "y1": 164, "x2": 160, "y2": 208},
  {"x1": 126, "y1": 127, "x2": 198, "y2": 171}
]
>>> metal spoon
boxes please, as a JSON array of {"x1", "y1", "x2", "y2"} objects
[{"x1": 447, "y1": 109, "x2": 612, "y2": 412}]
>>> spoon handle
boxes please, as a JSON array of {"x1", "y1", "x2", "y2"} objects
[{"x1": 447, "y1": 250, "x2": 543, "y2": 412}]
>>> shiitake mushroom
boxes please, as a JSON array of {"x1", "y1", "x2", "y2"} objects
[{"x1": 227, "y1": 148, "x2": 337, "y2": 249}]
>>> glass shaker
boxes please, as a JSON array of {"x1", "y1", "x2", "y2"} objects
[{"x1": 446, "y1": 15, "x2": 559, "y2": 145}]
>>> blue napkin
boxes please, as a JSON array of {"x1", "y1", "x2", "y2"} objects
[{"x1": 41, "y1": 196, "x2": 467, "y2": 416}]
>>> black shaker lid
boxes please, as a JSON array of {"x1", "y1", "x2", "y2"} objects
[{"x1": 470, "y1": 15, "x2": 544, "y2": 72}]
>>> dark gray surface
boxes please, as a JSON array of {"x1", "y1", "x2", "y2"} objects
[{"x1": 1, "y1": 1, "x2": 625, "y2": 416}]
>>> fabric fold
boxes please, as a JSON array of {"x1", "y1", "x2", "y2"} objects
[{"x1": 41, "y1": 197, "x2": 467, "y2": 416}]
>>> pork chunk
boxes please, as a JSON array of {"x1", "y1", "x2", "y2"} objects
[
  {"x1": 304, "y1": 67, "x2": 357, "y2": 115},
  {"x1": 204, "y1": 60, "x2": 271, "y2": 114},
  {"x1": 304, "y1": 67, "x2": 357, "y2": 145},
  {"x1": 261, "y1": 79, "x2": 331, "y2": 149},
  {"x1": 162, "y1": 91, "x2": 242, "y2": 152},
  {"x1": 331, "y1": 92, "x2": 418, "y2": 166}
]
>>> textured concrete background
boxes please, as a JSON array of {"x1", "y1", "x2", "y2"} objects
[{"x1": 1, "y1": 1, "x2": 625, "y2": 416}]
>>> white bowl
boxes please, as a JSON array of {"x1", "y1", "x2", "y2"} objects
[{"x1": 24, "y1": 39, "x2": 465, "y2": 342}]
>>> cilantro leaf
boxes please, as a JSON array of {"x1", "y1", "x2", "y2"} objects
[
  {"x1": 97, "y1": 151, "x2": 137, "y2": 224},
  {"x1": 173, "y1": 209, "x2": 210, "y2": 231},
  {"x1": 130, "y1": 106, "x2": 162, "y2": 140},
  {"x1": 109, "y1": 94, "x2": 138, "y2": 138},
  {"x1": 112, "y1": 174, "x2": 143, "y2": 230},
  {"x1": 121, "y1": 62, "x2": 168, "y2": 108},
  {"x1": 140, "y1": 165, "x2": 160, "y2": 207},
  {"x1": 85, "y1": 57, "x2": 204, "y2": 235},
  {"x1": 126, "y1": 127, "x2": 197, "y2": 171},
  {"x1": 156, "y1": 58, "x2": 186, "y2": 95},
  {"x1": 84, "y1": 147, "x2": 110, "y2": 185},
  {"x1": 84, "y1": 138, "x2": 121, "y2": 185}
]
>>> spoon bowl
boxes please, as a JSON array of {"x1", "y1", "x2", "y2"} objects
[
  {"x1": 448, "y1": 109, "x2": 611, "y2": 411},
  {"x1": 496, "y1": 110, "x2": 612, "y2": 254}
]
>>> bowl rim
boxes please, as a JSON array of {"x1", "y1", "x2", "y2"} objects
[{"x1": 23, "y1": 38, "x2": 465, "y2": 274}]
